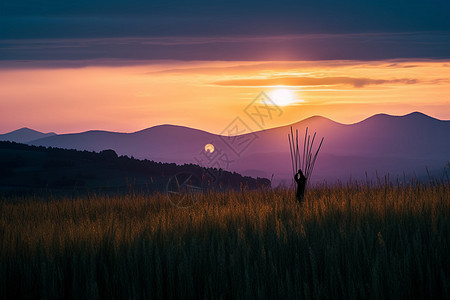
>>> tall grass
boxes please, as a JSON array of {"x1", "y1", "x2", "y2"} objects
[{"x1": 0, "y1": 183, "x2": 449, "y2": 299}]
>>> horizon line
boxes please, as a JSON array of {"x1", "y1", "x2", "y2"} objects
[{"x1": 1, "y1": 111, "x2": 447, "y2": 136}]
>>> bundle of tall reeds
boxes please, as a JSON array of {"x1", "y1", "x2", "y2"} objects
[{"x1": 288, "y1": 126, "x2": 324, "y2": 181}]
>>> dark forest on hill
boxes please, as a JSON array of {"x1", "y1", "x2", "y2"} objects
[{"x1": 0, "y1": 141, "x2": 270, "y2": 197}]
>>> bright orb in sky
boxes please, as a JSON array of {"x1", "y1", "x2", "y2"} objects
[
  {"x1": 204, "y1": 143, "x2": 215, "y2": 153},
  {"x1": 268, "y1": 88, "x2": 300, "y2": 106}
]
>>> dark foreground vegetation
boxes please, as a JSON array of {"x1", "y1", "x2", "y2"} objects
[{"x1": 0, "y1": 182, "x2": 449, "y2": 299}]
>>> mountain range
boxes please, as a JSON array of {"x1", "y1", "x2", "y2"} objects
[{"x1": 1, "y1": 112, "x2": 448, "y2": 184}]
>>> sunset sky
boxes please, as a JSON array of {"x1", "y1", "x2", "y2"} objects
[{"x1": 1, "y1": 0, "x2": 449, "y2": 134}]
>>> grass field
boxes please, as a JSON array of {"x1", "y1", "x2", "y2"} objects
[{"x1": 0, "y1": 182, "x2": 449, "y2": 299}]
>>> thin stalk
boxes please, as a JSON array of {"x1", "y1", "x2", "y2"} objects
[
  {"x1": 291, "y1": 127, "x2": 296, "y2": 174},
  {"x1": 288, "y1": 133, "x2": 294, "y2": 176},
  {"x1": 306, "y1": 132, "x2": 316, "y2": 177},
  {"x1": 302, "y1": 127, "x2": 308, "y2": 171},
  {"x1": 295, "y1": 129, "x2": 299, "y2": 173},
  {"x1": 292, "y1": 129, "x2": 296, "y2": 172},
  {"x1": 306, "y1": 134, "x2": 310, "y2": 173},
  {"x1": 288, "y1": 133, "x2": 295, "y2": 177},
  {"x1": 306, "y1": 153, "x2": 312, "y2": 178},
  {"x1": 309, "y1": 137, "x2": 324, "y2": 178}
]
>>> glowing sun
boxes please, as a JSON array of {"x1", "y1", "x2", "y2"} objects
[
  {"x1": 204, "y1": 143, "x2": 215, "y2": 153},
  {"x1": 268, "y1": 88, "x2": 300, "y2": 106}
]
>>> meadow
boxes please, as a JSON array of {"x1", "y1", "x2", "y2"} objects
[{"x1": 0, "y1": 182, "x2": 449, "y2": 299}]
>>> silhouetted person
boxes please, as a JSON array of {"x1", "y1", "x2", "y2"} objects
[{"x1": 294, "y1": 169, "x2": 307, "y2": 204}]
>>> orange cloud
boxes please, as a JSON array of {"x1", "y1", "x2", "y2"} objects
[{"x1": 213, "y1": 76, "x2": 418, "y2": 87}]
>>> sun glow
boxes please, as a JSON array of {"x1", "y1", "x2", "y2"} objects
[
  {"x1": 268, "y1": 88, "x2": 301, "y2": 106},
  {"x1": 204, "y1": 143, "x2": 215, "y2": 153}
]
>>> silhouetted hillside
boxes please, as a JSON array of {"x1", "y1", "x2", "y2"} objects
[{"x1": 0, "y1": 141, "x2": 270, "y2": 197}]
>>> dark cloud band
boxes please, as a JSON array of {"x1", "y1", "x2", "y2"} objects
[{"x1": 1, "y1": 32, "x2": 449, "y2": 64}]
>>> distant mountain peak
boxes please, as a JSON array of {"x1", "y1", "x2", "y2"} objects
[
  {"x1": 11, "y1": 127, "x2": 39, "y2": 133},
  {"x1": 406, "y1": 111, "x2": 426, "y2": 116},
  {"x1": 307, "y1": 115, "x2": 340, "y2": 123},
  {"x1": 289, "y1": 115, "x2": 343, "y2": 128},
  {"x1": 403, "y1": 111, "x2": 441, "y2": 121},
  {"x1": 6, "y1": 127, "x2": 56, "y2": 135},
  {"x1": 353, "y1": 111, "x2": 444, "y2": 126},
  {"x1": 0, "y1": 128, "x2": 56, "y2": 143},
  {"x1": 133, "y1": 124, "x2": 215, "y2": 136}
]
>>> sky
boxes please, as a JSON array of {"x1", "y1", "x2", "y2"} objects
[{"x1": 1, "y1": 0, "x2": 449, "y2": 134}]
